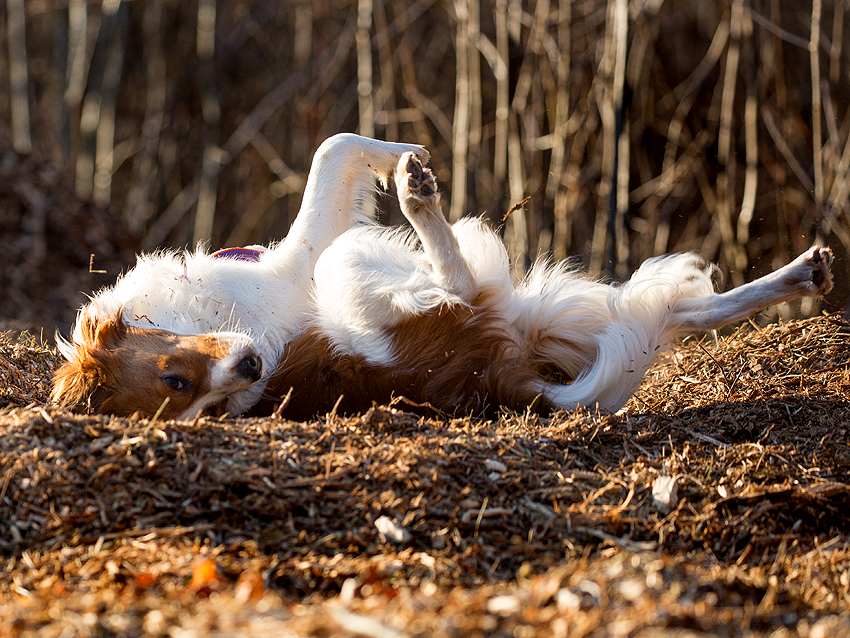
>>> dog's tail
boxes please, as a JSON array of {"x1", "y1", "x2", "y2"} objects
[{"x1": 516, "y1": 253, "x2": 716, "y2": 413}]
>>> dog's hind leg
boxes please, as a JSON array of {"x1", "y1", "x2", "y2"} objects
[
  {"x1": 395, "y1": 153, "x2": 478, "y2": 302},
  {"x1": 670, "y1": 247, "x2": 834, "y2": 331}
]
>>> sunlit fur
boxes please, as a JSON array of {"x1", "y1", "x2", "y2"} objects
[
  {"x1": 53, "y1": 145, "x2": 834, "y2": 421},
  {"x1": 52, "y1": 134, "x2": 428, "y2": 419}
]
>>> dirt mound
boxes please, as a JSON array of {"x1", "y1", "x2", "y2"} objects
[
  {"x1": 0, "y1": 148, "x2": 138, "y2": 337},
  {"x1": 2, "y1": 315, "x2": 850, "y2": 635}
]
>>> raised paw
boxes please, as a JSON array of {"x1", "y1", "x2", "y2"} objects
[
  {"x1": 789, "y1": 246, "x2": 834, "y2": 296},
  {"x1": 395, "y1": 152, "x2": 439, "y2": 204}
]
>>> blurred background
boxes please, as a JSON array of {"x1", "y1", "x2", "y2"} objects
[{"x1": 0, "y1": 0, "x2": 848, "y2": 335}]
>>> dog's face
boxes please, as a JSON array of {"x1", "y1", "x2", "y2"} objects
[{"x1": 52, "y1": 311, "x2": 265, "y2": 420}]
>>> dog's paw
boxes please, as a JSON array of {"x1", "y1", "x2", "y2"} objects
[
  {"x1": 787, "y1": 246, "x2": 834, "y2": 296},
  {"x1": 396, "y1": 152, "x2": 438, "y2": 204}
]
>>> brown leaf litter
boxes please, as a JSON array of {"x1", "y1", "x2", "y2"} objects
[{"x1": 1, "y1": 315, "x2": 850, "y2": 636}]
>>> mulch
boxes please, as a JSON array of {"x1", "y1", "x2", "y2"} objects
[{"x1": 1, "y1": 315, "x2": 850, "y2": 636}]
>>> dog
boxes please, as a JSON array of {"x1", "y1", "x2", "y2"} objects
[{"x1": 52, "y1": 137, "x2": 834, "y2": 421}]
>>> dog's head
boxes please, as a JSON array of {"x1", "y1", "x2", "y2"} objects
[{"x1": 52, "y1": 309, "x2": 265, "y2": 420}]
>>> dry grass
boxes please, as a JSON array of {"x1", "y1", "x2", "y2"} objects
[{"x1": 1, "y1": 315, "x2": 850, "y2": 635}]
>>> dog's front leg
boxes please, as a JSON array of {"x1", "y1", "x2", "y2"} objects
[
  {"x1": 280, "y1": 134, "x2": 429, "y2": 269},
  {"x1": 671, "y1": 247, "x2": 834, "y2": 331},
  {"x1": 395, "y1": 152, "x2": 478, "y2": 302}
]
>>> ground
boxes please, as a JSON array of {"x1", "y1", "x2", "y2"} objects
[{"x1": 1, "y1": 314, "x2": 850, "y2": 637}]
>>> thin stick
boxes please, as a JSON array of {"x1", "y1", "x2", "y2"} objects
[
  {"x1": 492, "y1": 0, "x2": 509, "y2": 217},
  {"x1": 273, "y1": 387, "x2": 294, "y2": 418},
  {"x1": 467, "y1": 0, "x2": 481, "y2": 211},
  {"x1": 372, "y1": 0, "x2": 397, "y2": 141},
  {"x1": 89, "y1": 254, "x2": 107, "y2": 274}
]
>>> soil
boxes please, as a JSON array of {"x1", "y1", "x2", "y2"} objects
[{"x1": 1, "y1": 314, "x2": 849, "y2": 636}]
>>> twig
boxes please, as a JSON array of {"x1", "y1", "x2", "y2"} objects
[
  {"x1": 716, "y1": 0, "x2": 747, "y2": 282},
  {"x1": 273, "y1": 387, "x2": 294, "y2": 418},
  {"x1": 89, "y1": 254, "x2": 107, "y2": 274},
  {"x1": 502, "y1": 196, "x2": 530, "y2": 222}
]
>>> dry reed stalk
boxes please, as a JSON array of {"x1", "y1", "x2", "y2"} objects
[
  {"x1": 450, "y1": 0, "x2": 470, "y2": 222},
  {"x1": 492, "y1": 0, "x2": 509, "y2": 216},
  {"x1": 93, "y1": 4, "x2": 128, "y2": 209},
  {"x1": 193, "y1": 0, "x2": 222, "y2": 244},
  {"x1": 550, "y1": 0, "x2": 572, "y2": 262},
  {"x1": 64, "y1": 0, "x2": 88, "y2": 134},
  {"x1": 810, "y1": 0, "x2": 825, "y2": 245},
  {"x1": 612, "y1": 0, "x2": 628, "y2": 278},
  {"x1": 830, "y1": 0, "x2": 843, "y2": 84},
  {"x1": 6, "y1": 0, "x2": 31, "y2": 154},
  {"x1": 590, "y1": 0, "x2": 627, "y2": 277},
  {"x1": 736, "y1": 11, "x2": 756, "y2": 245},
  {"x1": 373, "y1": 1, "x2": 398, "y2": 142},
  {"x1": 356, "y1": 0, "x2": 374, "y2": 139},
  {"x1": 467, "y1": 0, "x2": 482, "y2": 217},
  {"x1": 716, "y1": 0, "x2": 746, "y2": 283},
  {"x1": 293, "y1": 0, "x2": 312, "y2": 71},
  {"x1": 124, "y1": 0, "x2": 166, "y2": 232}
]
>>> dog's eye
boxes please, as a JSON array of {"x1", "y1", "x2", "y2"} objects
[{"x1": 162, "y1": 375, "x2": 190, "y2": 391}]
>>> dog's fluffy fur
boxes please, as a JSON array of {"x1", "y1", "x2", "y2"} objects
[{"x1": 53, "y1": 136, "x2": 835, "y2": 421}]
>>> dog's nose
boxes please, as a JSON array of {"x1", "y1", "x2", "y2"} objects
[{"x1": 236, "y1": 353, "x2": 263, "y2": 382}]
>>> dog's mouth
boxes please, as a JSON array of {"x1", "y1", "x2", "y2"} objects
[{"x1": 203, "y1": 401, "x2": 230, "y2": 418}]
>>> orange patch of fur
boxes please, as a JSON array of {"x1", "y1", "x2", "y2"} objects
[
  {"x1": 253, "y1": 293, "x2": 555, "y2": 420},
  {"x1": 52, "y1": 314, "x2": 231, "y2": 420}
]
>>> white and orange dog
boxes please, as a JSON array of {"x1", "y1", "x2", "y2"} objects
[{"x1": 53, "y1": 134, "x2": 834, "y2": 421}]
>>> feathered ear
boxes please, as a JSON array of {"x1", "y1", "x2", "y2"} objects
[{"x1": 51, "y1": 310, "x2": 127, "y2": 411}]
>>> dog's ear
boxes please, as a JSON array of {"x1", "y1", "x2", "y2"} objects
[
  {"x1": 79, "y1": 307, "x2": 128, "y2": 351},
  {"x1": 52, "y1": 311, "x2": 126, "y2": 411}
]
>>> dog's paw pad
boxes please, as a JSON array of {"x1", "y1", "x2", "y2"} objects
[{"x1": 400, "y1": 152, "x2": 438, "y2": 201}]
